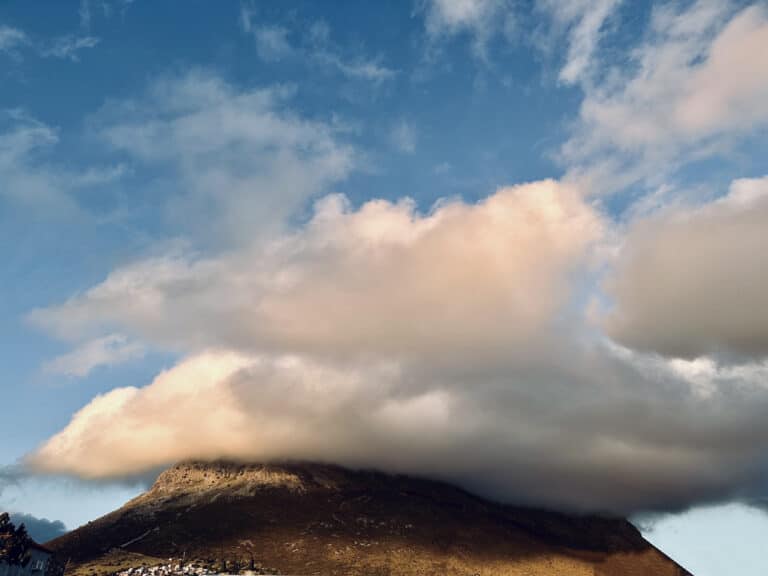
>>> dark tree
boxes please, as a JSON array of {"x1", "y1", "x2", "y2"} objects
[
  {"x1": 0, "y1": 513, "x2": 34, "y2": 567},
  {"x1": 0, "y1": 512, "x2": 13, "y2": 535}
]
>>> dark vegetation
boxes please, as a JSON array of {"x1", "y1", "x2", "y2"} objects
[{"x1": 1, "y1": 512, "x2": 34, "y2": 567}]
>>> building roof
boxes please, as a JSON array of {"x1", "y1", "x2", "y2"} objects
[{"x1": 27, "y1": 541, "x2": 52, "y2": 555}]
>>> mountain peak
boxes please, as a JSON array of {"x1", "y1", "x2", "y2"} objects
[{"x1": 49, "y1": 460, "x2": 691, "y2": 576}]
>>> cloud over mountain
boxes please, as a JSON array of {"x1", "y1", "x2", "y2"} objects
[{"x1": 27, "y1": 178, "x2": 768, "y2": 514}]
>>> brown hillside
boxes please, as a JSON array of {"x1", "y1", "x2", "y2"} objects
[{"x1": 48, "y1": 461, "x2": 692, "y2": 576}]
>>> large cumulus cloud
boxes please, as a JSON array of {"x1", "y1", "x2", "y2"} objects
[
  {"x1": 27, "y1": 178, "x2": 768, "y2": 514},
  {"x1": 28, "y1": 180, "x2": 600, "y2": 362}
]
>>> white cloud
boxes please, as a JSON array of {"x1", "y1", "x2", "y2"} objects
[
  {"x1": 390, "y1": 120, "x2": 417, "y2": 153},
  {"x1": 604, "y1": 175, "x2": 768, "y2": 360},
  {"x1": 94, "y1": 70, "x2": 356, "y2": 242},
  {"x1": 43, "y1": 334, "x2": 145, "y2": 378},
  {"x1": 563, "y1": 1, "x2": 768, "y2": 193},
  {"x1": 253, "y1": 26, "x2": 292, "y2": 62}
]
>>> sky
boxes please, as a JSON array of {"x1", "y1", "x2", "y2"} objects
[{"x1": 1, "y1": 0, "x2": 768, "y2": 574}]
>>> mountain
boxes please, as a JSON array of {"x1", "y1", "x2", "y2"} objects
[{"x1": 48, "y1": 461, "x2": 691, "y2": 576}]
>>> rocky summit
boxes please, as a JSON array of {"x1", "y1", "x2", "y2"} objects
[{"x1": 47, "y1": 461, "x2": 691, "y2": 576}]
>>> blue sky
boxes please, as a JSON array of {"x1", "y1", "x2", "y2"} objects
[{"x1": 2, "y1": 1, "x2": 768, "y2": 574}]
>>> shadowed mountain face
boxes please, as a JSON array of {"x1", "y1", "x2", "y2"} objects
[{"x1": 48, "y1": 461, "x2": 691, "y2": 576}]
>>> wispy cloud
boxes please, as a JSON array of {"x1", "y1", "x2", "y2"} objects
[
  {"x1": 561, "y1": 1, "x2": 768, "y2": 194},
  {"x1": 0, "y1": 465, "x2": 24, "y2": 498},
  {"x1": 1, "y1": 1, "x2": 102, "y2": 63},
  {"x1": 79, "y1": 0, "x2": 92, "y2": 30},
  {"x1": 90, "y1": 70, "x2": 356, "y2": 243},
  {"x1": 43, "y1": 334, "x2": 145, "y2": 378},
  {"x1": 97, "y1": 0, "x2": 137, "y2": 20},
  {"x1": 0, "y1": 22, "x2": 99, "y2": 63},
  {"x1": 252, "y1": 25, "x2": 292, "y2": 61},
  {"x1": 40, "y1": 34, "x2": 100, "y2": 61},
  {"x1": 390, "y1": 120, "x2": 417, "y2": 153},
  {"x1": 0, "y1": 111, "x2": 74, "y2": 212},
  {"x1": 0, "y1": 110, "x2": 127, "y2": 215},
  {"x1": 239, "y1": 7, "x2": 293, "y2": 62},
  {"x1": 536, "y1": 0, "x2": 622, "y2": 85},
  {"x1": 420, "y1": 0, "x2": 516, "y2": 60},
  {"x1": 0, "y1": 25, "x2": 29, "y2": 57},
  {"x1": 240, "y1": 13, "x2": 396, "y2": 83},
  {"x1": 313, "y1": 50, "x2": 396, "y2": 82},
  {"x1": 239, "y1": 1, "x2": 257, "y2": 34},
  {"x1": 307, "y1": 21, "x2": 396, "y2": 82}
]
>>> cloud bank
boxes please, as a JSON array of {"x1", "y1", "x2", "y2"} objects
[
  {"x1": 43, "y1": 334, "x2": 145, "y2": 378},
  {"x1": 8, "y1": 513, "x2": 67, "y2": 543}
]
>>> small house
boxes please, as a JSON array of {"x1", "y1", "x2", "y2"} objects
[{"x1": 0, "y1": 537, "x2": 53, "y2": 576}]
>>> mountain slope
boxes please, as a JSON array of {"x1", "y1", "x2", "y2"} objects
[{"x1": 48, "y1": 461, "x2": 691, "y2": 576}]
